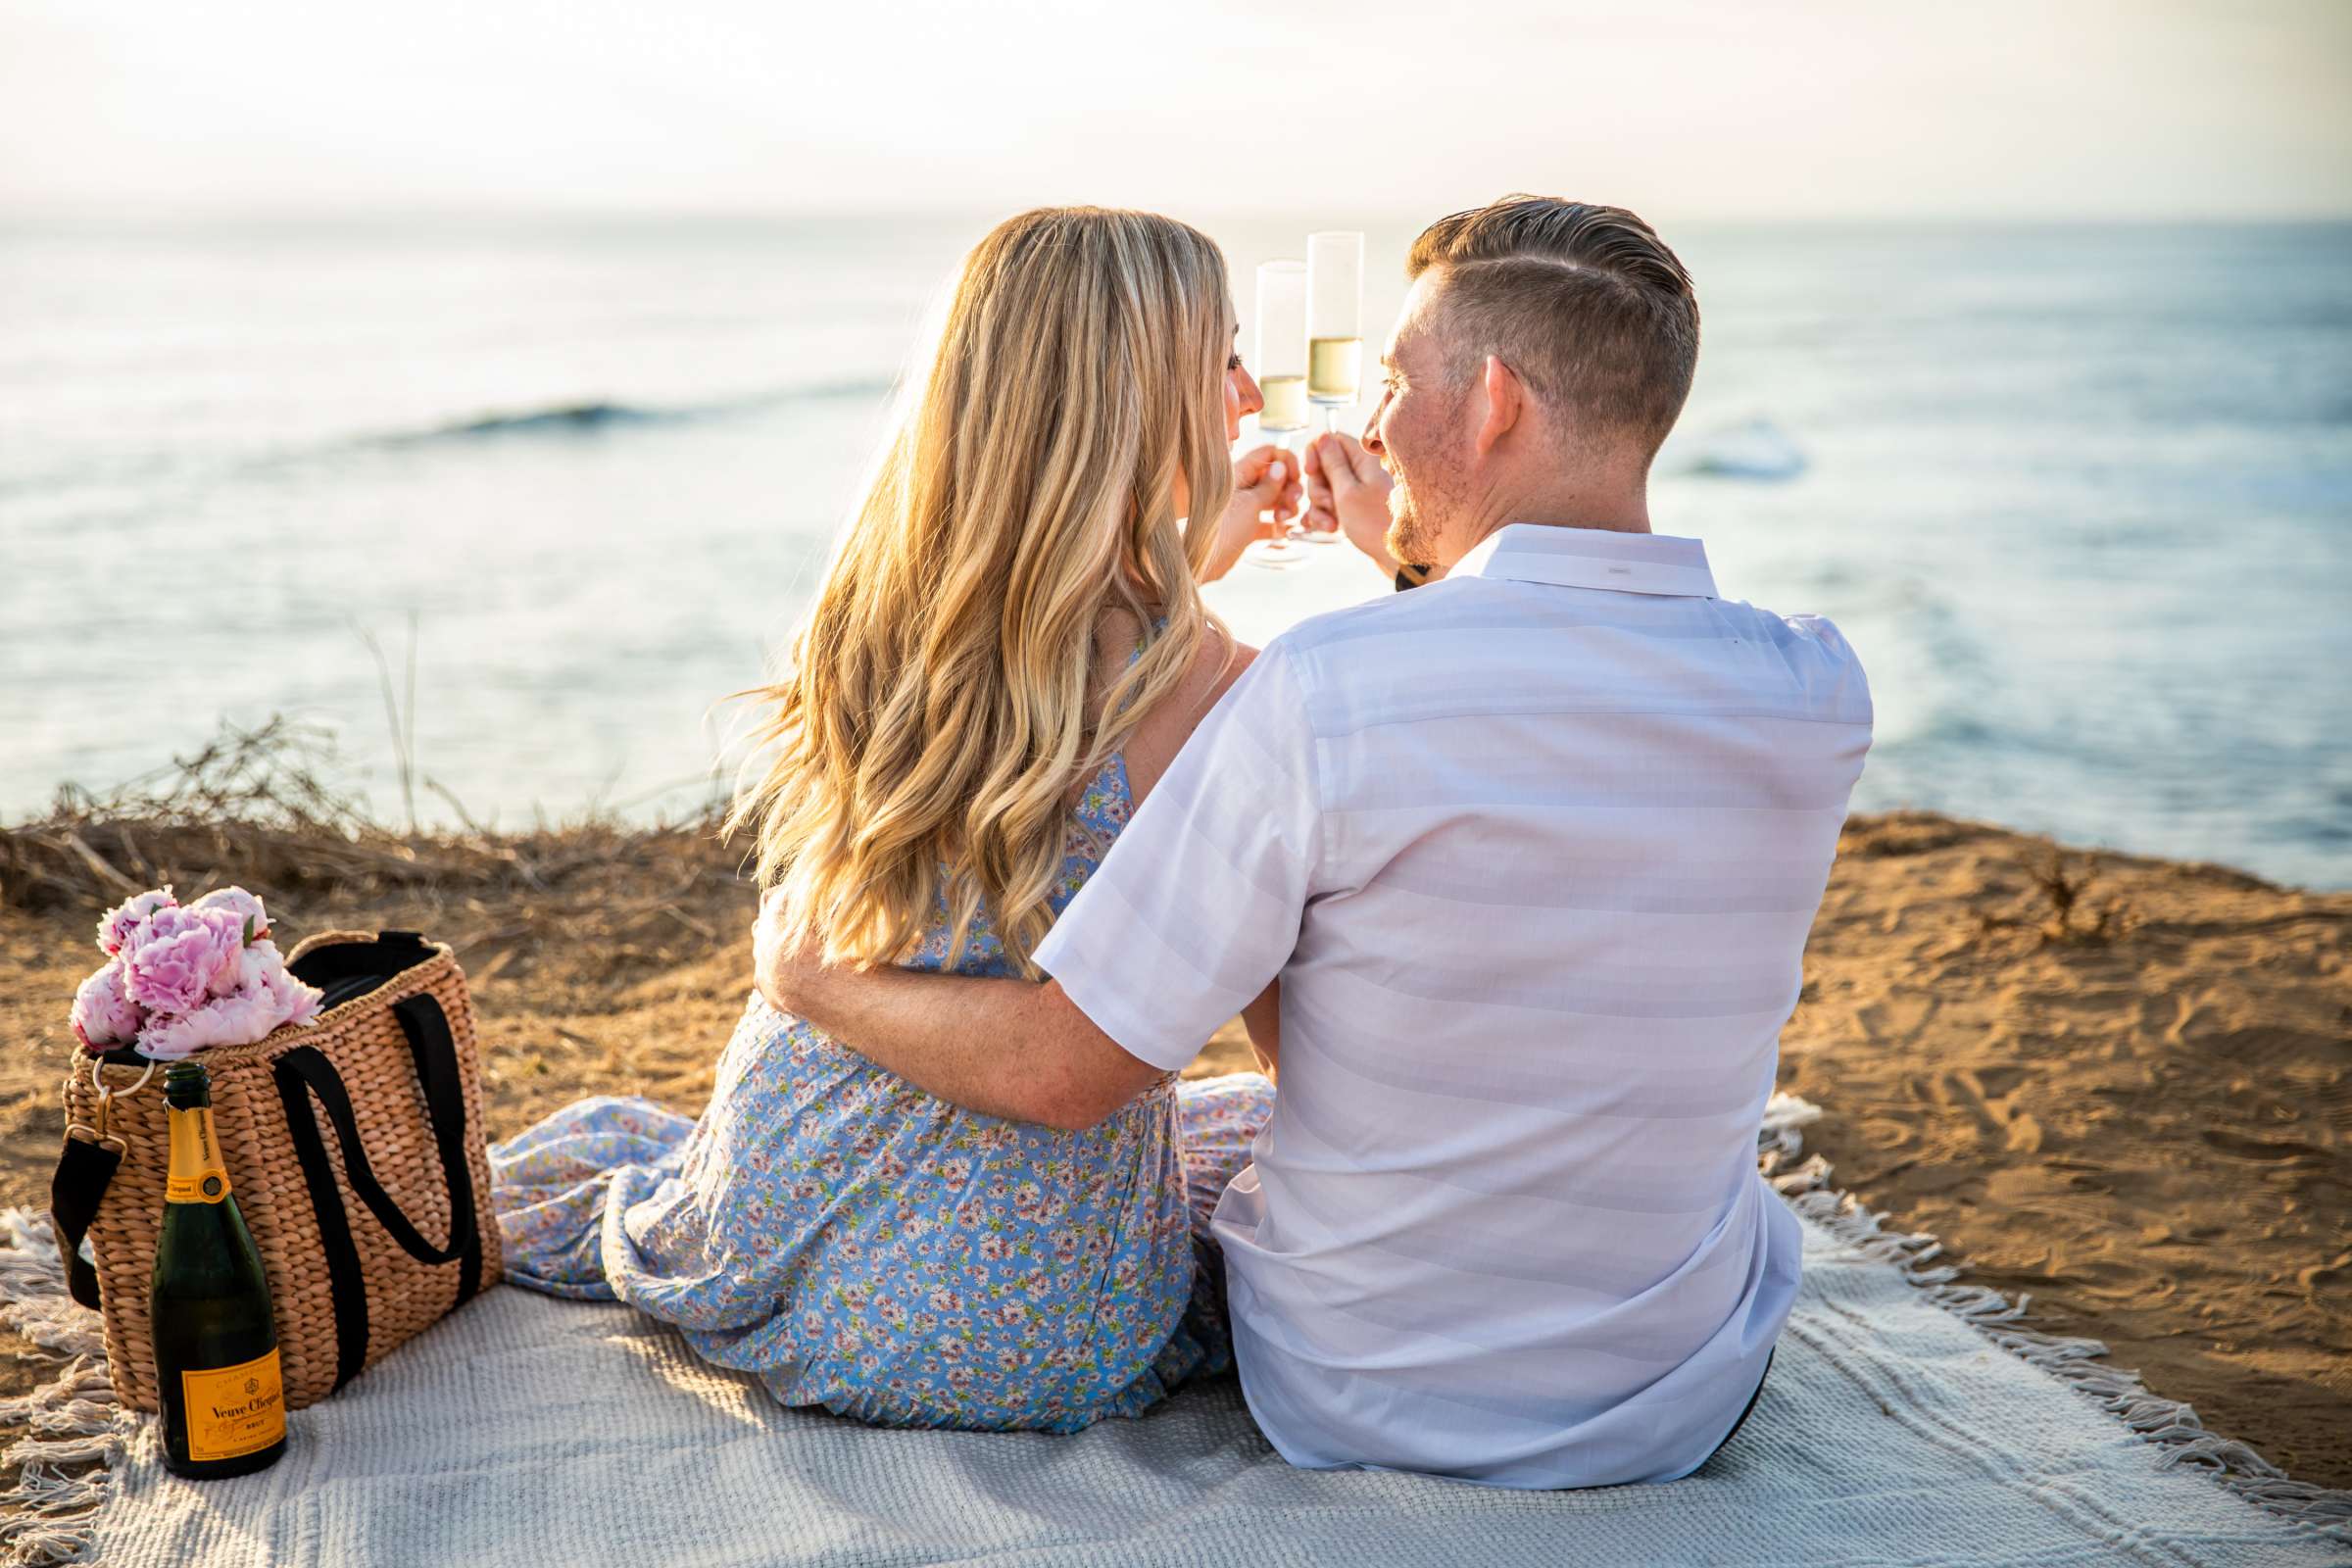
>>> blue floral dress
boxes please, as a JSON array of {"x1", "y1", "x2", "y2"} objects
[{"x1": 487, "y1": 750, "x2": 1276, "y2": 1433}]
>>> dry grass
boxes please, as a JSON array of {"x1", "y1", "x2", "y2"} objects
[{"x1": 0, "y1": 716, "x2": 748, "y2": 981}]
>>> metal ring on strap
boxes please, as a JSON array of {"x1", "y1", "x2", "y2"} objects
[
  {"x1": 79, "y1": 1054, "x2": 156, "y2": 1152},
  {"x1": 88, "y1": 1054, "x2": 157, "y2": 1102}
]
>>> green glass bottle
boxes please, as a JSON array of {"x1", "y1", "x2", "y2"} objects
[{"x1": 150, "y1": 1060, "x2": 287, "y2": 1478}]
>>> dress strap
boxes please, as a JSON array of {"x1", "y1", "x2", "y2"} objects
[
  {"x1": 1126, "y1": 612, "x2": 1172, "y2": 667},
  {"x1": 1078, "y1": 612, "x2": 1165, "y2": 816}
]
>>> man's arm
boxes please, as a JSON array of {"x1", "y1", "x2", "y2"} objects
[
  {"x1": 753, "y1": 916, "x2": 1162, "y2": 1131},
  {"x1": 1240, "y1": 981, "x2": 1279, "y2": 1079},
  {"x1": 756, "y1": 643, "x2": 1321, "y2": 1132}
]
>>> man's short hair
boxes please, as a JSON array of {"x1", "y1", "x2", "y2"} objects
[{"x1": 1407, "y1": 196, "x2": 1698, "y2": 459}]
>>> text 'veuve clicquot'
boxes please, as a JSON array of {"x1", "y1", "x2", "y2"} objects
[{"x1": 151, "y1": 1059, "x2": 286, "y2": 1478}]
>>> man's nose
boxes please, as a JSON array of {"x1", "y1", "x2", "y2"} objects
[{"x1": 1359, "y1": 386, "x2": 1391, "y2": 455}]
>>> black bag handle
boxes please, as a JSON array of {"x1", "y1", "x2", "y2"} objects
[{"x1": 272, "y1": 991, "x2": 485, "y2": 1392}]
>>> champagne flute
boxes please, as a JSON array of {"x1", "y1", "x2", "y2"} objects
[
  {"x1": 1299, "y1": 231, "x2": 1364, "y2": 544},
  {"x1": 1244, "y1": 259, "x2": 1313, "y2": 569},
  {"x1": 1306, "y1": 230, "x2": 1364, "y2": 434}
]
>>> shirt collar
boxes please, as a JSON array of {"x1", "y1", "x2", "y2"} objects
[{"x1": 1451, "y1": 523, "x2": 1718, "y2": 599}]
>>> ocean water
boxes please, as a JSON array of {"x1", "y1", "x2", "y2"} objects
[{"x1": 3, "y1": 216, "x2": 2347, "y2": 888}]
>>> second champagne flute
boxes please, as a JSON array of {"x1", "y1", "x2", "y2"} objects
[
  {"x1": 1244, "y1": 258, "x2": 1312, "y2": 569},
  {"x1": 1306, "y1": 230, "x2": 1364, "y2": 433},
  {"x1": 1300, "y1": 230, "x2": 1365, "y2": 545}
]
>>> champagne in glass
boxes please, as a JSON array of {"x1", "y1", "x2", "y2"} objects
[
  {"x1": 1245, "y1": 259, "x2": 1312, "y2": 569},
  {"x1": 1306, "y1": 230, "x2": 1364, "y2": 429},
  {"x1": 1307, "y1": 337, "x2": 1362, "y2": 404},
  {"x1": 1258, "y1": 374, "x2": 1309, "y2": 434}
]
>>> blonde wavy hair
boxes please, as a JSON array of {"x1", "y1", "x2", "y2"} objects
[{"x1": 727, "y1": 207, "x2": 1236, "y2": 978}]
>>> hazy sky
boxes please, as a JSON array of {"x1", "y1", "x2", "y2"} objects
[{"x1": 3, "y1": 0, "x2": 2347, "y2": 220}]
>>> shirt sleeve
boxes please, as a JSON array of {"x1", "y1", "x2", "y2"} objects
[{"x1": 1032, "y1": 638, "x2": 1321, "y2": 1072}]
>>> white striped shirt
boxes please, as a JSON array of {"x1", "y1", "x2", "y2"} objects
[{"x1": 1032, "y1": 523, "x2": 1873, "y2": 1488}]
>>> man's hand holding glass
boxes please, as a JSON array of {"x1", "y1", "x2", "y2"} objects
[{"x1": 1302, "y1": 432, "x2": 1402, "y2": 576}]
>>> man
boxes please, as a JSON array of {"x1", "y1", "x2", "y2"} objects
[{"x1": 757, "y1": 196, "x2": 1872, "y2": 1488}]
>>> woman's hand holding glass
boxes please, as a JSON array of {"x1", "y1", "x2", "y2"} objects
[{"x1": 1200, "y1": 443, "x2": 1306, "y2": 582}]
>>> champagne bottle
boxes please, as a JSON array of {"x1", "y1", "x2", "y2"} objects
[{"x1": 151, "y1": 1060, "x2": 286, "y2": 1478}]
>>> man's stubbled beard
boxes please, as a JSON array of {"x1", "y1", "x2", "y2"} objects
[
  {"x1": 1383, "y1": 385, "x2": 1468, "y2": 567},
  {"x1": 1386, "y1": 495, "x2": 1435, "y2": 568}
]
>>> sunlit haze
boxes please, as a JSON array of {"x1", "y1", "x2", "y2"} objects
[{"x1": 3, "y1": 0, "x2": 2347, "y2": 220}]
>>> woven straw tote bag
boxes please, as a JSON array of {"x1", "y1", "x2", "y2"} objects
[{"x1": 52, "y1": 929, "x2": 501, "y2": 1413}]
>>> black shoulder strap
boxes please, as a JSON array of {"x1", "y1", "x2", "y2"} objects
[{"x1": 50, "y1": 1134, "x2": 122, "y2": 1311}]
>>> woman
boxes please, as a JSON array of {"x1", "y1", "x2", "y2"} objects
[{"x1": 490, "y1": 208, "x2": 1289, "y2": 1433}]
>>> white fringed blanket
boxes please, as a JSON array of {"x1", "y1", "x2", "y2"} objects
[{"x1": 4, "y1": 1097, "x2": 2343, "y2": 1567}]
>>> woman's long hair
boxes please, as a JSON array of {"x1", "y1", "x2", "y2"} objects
[{"x1": 727, "y1": 207, "x2": 1236, "y2": 978}]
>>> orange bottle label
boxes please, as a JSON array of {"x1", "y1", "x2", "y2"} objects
[
  {"x1": 163, "y1": 1104, "x2": 230, "y2": 1204},
  {"x1": 181, "y1": 1346, "x2": 284, "y2": 1461}
]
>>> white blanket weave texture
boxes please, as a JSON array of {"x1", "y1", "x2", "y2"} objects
[{"x1": 83, "y1": 1216, "x2": 2344, "y2": 1567}]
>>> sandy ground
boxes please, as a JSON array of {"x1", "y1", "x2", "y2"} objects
[{"x1": 0, "y1": 810, "x2": 2344, "y2": 1488}]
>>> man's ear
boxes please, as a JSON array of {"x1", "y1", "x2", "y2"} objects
[{"x1": 1474, "y1": 355, "x2": 1524, "y2": 457}]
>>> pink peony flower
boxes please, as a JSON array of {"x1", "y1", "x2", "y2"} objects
[
  {"x1": 121, "y1": 906, "x2": 246, "y2": 1015},
  {"x1": 273, "y1": 966, "x2": 323, "y2": 1029},
  {"x1": 86, "y1": 902, "x2": 321, "y2": 1061},
  {"x1": 134, "y1": 987, "x2": 289, "y2": 1061},
  {"x1": 95, "y1": 887, "x2": 176, "y2": 956},
  {"x1": 190, "y1": 886, "x2": 270, "y2": 946},
  {"x1": 235, "y1": 941, "x2": 324, "y2": 1027},
  {"x1": 69, "y1": 960, "x2": 146, "y2": 1054},
  {"x1": 134, "y1": 942, "x2": 321, "y2": 1058}
]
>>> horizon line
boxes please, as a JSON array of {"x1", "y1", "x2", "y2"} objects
[{"x1": 5, "y1": 200, "x2": 2352, "y2": 231}]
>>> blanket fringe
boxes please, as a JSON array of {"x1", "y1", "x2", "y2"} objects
[
  {"x1": 1760, "y1": 1092, "x2": 2351, "y2": 1539},
  {"x1": 0, "y1": 1104, "x2": 2341, "y2": 1558},
  {"x1": 0, "y1": 1208, "x2": 122, "y2": 1567}
]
